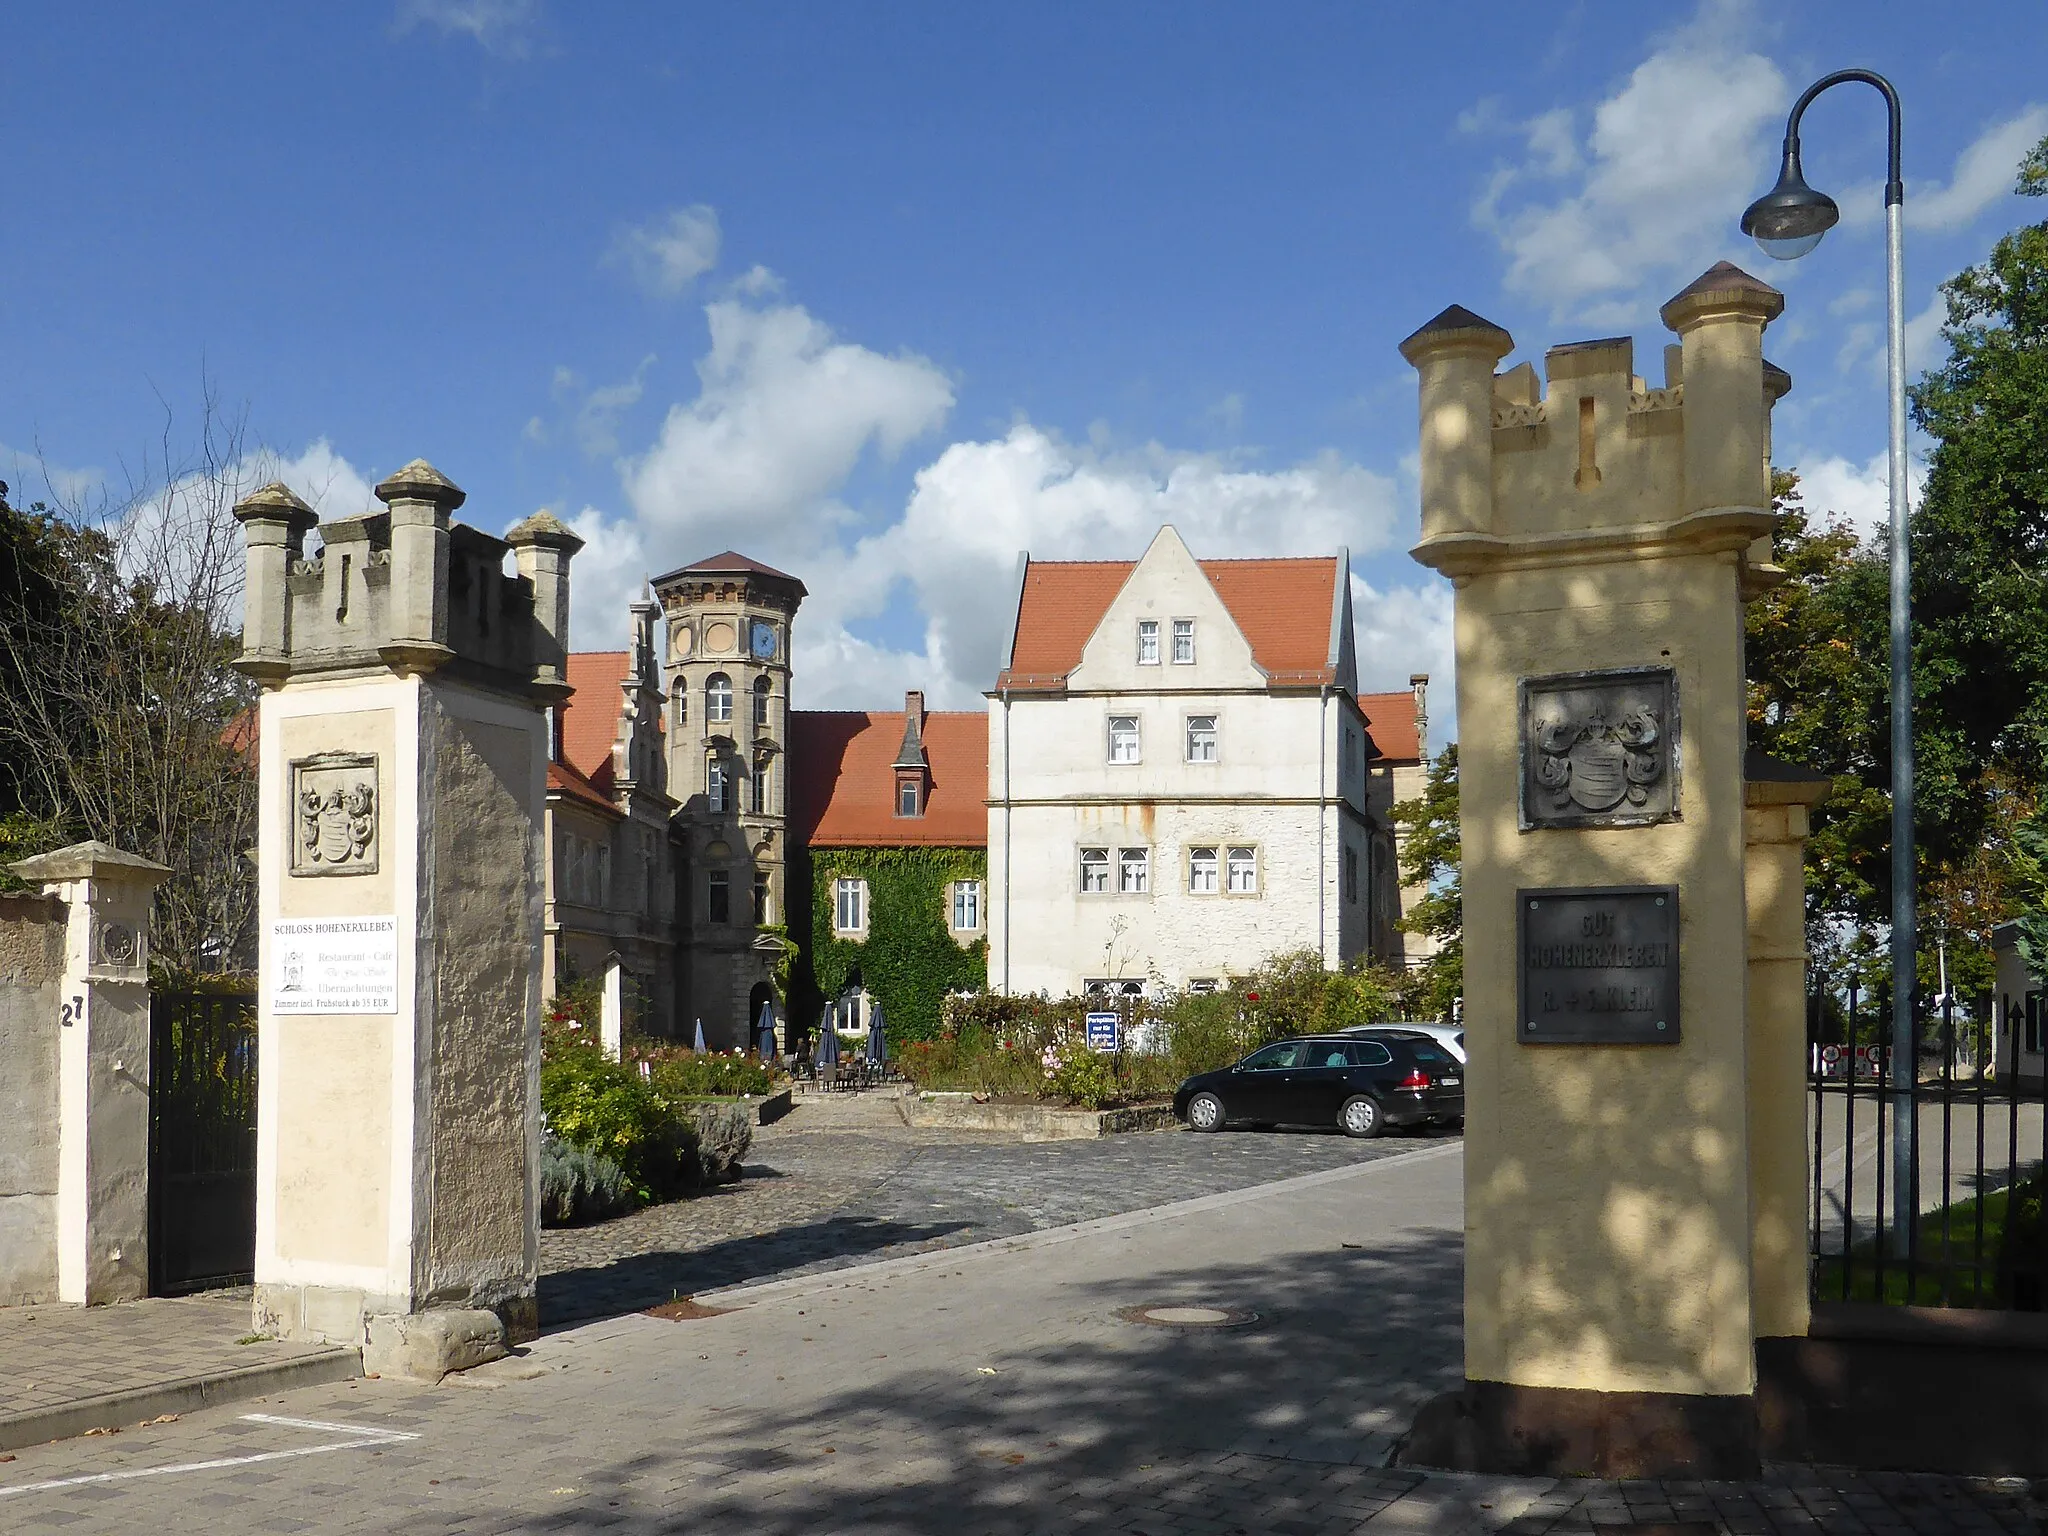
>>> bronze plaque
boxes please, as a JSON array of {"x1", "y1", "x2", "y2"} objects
[
  {"x1": 1519, "y1": 666, "x2": 1678, "y2": 829},
  {"x1": 1518, "y1": 885, "x2": 1678, "y2": 1045}
]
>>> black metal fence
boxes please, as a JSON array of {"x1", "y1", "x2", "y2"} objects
[
  {"x1": 148, "y1": 987, "x2": 258, "y2": 1295},
  {"x1": 1808, "y1": 987, "x2": 2046, "y2": 1309}
]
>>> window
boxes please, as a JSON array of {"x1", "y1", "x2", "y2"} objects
[
  {"x1": 671, "y1": 681, "x2": 687, "y2": 730},
  {"x1": 753, "y1": 675, "x2": 772, "y2": 728},
  {"x1": 707, "y1": 869, "x2": 730, "y2": 925},
  {"x1": 707, "y1": 756, "x2": 729, "y2": 813},
  {"x1": 752, "y1": 758, "x2": 770, "y2": 815},
  {"x1": 1107, "y1": 715, "x2": 1140, "y2": 764},
  {"x1": 1188, "y1": 978, "x2": 1219, "y2": 994},
  {"x1": 951, "y1": 880, "x2": 982, "y2": 930},
  {"x1": 1242, "y1": 1042, "x2": 1302, "y2": 1071},
  {"x1": 706, "y1": 672, "x2": 732, "y2": 724},
  {"x1": 754, "y1": 874, "x2": 771, "y2": 925},
  {"x1": 1185, "y1": 714, "x2": 1217, "y2": 762},
  {"x1": 1086, "y1": 978, "x2": 1145, "y2": 999},
  {"x1": 1137, "y1": 619, "x2": 1160, "y2": 665},
  {"x1": 1079, "y1": 848, "x2": 1109, "y2": 893},
  {"x1": 835, "y1": 877, "x2": 867, "y2": 933},
  {"x1": 1118, "y1": 847, "x2": 1149, "y2": 894},
  {"x1": 1188, "y1": 846, "x2": 1218, "y2": 894},
  {"x1": 1227, "y1": 846, "x2": 1257, "y2": 894},
  {"x1": 1343, "y1": 846, "x2": 1359, "y2": 903},
  {"x1": 1171, "y1": 618, "x2": 1195, "y2": 664},
  {"x1": 897, "y1": 776, "x2": 922, "y2": 817},
  {"x1": 1349, "y1": 1040, "x2": 1394, "y2": 1068}
]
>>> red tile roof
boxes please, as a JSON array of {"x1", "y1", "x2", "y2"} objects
[
  {"x1": 549, "y1": 758, "x2": 623, "y2": 818},
  {"x1": 1357, "y1": 691, "x2": 1421, "y2": 764},
  {"x1": 560, "y1": 650, "x2": 630, "y2": 792},
  {"x1": 790, "y1": 710, "x2": 987, "y2": 848},
  {"x1": 996, "y1": 556, "x2": 1340, "y2": 690}
]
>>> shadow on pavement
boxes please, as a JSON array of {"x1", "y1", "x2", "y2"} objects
[
  {"x1": 534, "y1": 1227, "x2": 1466, "y2": 1531},
  {"x1": 539, "y1": 1214, "x2": 976, "y2": 1331}
]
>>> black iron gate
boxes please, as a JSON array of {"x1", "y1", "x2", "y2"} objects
[
  {"x1": 148, "y1": 988, "x2": 258, "y2": 1295},
  {"x1": 1808, "y1": 987, "x2": 2046, "y2": 1309}
]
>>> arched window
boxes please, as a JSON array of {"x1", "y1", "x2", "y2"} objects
[
  {"x1": 670, "y1": 678, "x2": 687, "y2": 730},
  {"x1": 706, "y1": 672, "x2": 732, "y2": 724},
  {"x1": 753, "y1": 675, "x2": 772, "y2": 728}
]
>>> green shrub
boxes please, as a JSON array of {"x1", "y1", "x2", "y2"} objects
[
  {"x1": 539, "y1": 1037, "x2": 699, "y2": 1201},
  {"x1": 539, "y1": 1134, "x2": 634, "y2": 1226},
  {"x1": 1040, "y1": 1032, "x2": 1121, "y2": 1108},
  {"x1": 638, "y1": 1046, "x2": 775, "y2": 1099},
  {"x1": 688, "y1": 1102, "x2": 754, "y2": 1183},
  {"x1": 898, "y1": 1024, "x2": 1047, "y2": 1097}
]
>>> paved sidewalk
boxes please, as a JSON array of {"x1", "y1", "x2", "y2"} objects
[
  {"x1": 0, "y1": 1289, "x2": 357, "y2": 1451},
  {"x1": 5, "y1": 1143, "x2": 2040, "y2": 1532}
]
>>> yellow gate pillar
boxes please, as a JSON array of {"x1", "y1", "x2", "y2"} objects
[{"x1": 1401, "y1": 264, "x2": 1793, "y2": 1477}]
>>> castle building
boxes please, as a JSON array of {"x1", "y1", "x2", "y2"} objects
[{"x1": 541, "y1": 533, "x2": 1425, "y2": 1045}]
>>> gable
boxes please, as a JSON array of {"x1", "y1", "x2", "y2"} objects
[{"x1": 1067, "y1": 526, "x2": 1261, "y2": 692}]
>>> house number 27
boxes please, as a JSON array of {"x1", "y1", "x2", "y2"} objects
[{"x1": 60, "y1": 995, "x2": 84, "y2": 1027}]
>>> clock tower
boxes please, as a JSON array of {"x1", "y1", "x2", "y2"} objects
[{"x1": 649, "y1": 552, "x2": 806, "y2": 1046}]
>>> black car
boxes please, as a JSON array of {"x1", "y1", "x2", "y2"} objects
[{"x1": 1173, "y1": 1030, "x2": 1464, "y2": 1138}]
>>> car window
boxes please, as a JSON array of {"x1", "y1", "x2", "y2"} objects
[
  {"x1": 1347, "y1": 1041, "x2": 1394, "y2": 1067},
  {"x1": 1316, "y1": 1046, "x2": 1350, "y2": 1068},
  {"x1": 1409, "y1": 1045, "x2": 1453, "y2": 1064},
  {"x1": 1454, "y1": 1033, "x2": 1465, "y2": 1051},
  {"x1": 1241, "y1": 1043, "x2": 1299, "y2": 1071}
]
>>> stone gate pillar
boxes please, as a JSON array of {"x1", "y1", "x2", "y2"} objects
[
  {"x1": 1402, "y1": 264, "x2": 1795, "y2": 1477},
  {"x1": 8, "y1": 841, "x2": 169, "y2": 1305},
  {"x1": 234, "y1": 466, "x2": 571, "y2": 1347}
]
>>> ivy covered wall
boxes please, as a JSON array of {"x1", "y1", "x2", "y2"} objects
[{"x1": 791, "y1": 845, "x2": 987, "y2": 1041}]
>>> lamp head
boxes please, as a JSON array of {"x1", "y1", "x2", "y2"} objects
[{"x1": 1742, "y1": 143, "x2": 1839, "y2": 260}]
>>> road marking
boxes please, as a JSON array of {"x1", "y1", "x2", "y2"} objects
[{"x1": 0, "y1": 1413, "x2": 418, "y2": 1499}]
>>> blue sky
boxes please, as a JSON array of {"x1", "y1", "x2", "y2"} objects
[{"x1": 6, "y1": 1, "x2": 2045, "y2": 735}]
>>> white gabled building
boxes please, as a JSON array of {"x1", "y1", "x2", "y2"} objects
[{"x1": 986, "y1": 526, "x2": 1413, "y2": 999}]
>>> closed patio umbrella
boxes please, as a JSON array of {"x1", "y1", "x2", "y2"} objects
[
  {"x1": 692, "y1": 1018, "x2": 707, "y2": 1053},
  {"x1": 866, "y1": 1000, "x2": 887, "y2": 1066},
  {"x1": 756, "y1": 999, "x2": 777, "y2": 1061},
  {"x1": 814, "y1": 1014, "x2": 840, "y2": 1066}
]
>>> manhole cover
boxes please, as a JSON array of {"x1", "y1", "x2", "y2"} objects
[{"x1": 1115, "y1": 1303, "x2": 1259, "y2": 1331}]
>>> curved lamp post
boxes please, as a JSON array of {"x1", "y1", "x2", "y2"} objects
[{"x1": 1742, "y1": 69, "x2": 1915, "y2": 1250}]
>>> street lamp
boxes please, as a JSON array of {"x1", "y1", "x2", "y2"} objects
[{"x1": 1742, "y1": 69, "x2": 1915, "y2": 1251}]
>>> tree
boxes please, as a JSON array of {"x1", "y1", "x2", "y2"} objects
[
  {"x1": 0, "y1": 406, "x2": 261, "y2": 972},
  {"x1": 1391, "y1": 743, "x2": 1461, "y2": 1020}
]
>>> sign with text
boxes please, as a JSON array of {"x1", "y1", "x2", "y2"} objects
[
  {"x1": 1085, "y1": 1011, "x2": 1121, "y2": 1053},
  {"x1": 1517, "y1": 885, "x2": 1678, "y2": 1045},
  {"x1": 269, "y1": 915, "x2": 399, "y2": 1015}
]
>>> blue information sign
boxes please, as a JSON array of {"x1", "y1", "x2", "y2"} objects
[{"x1": 1085, "y1": 1011, "x2": 1120, "y2": 1053}]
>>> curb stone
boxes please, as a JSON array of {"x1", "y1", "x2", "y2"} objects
[{"x1": 0, "y1": 1346, "x2": 362, "y2": 1452}]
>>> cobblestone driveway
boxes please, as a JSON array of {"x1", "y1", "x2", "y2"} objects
[{"x1": 540, "y1": 1102, "x2": 1443, "y2": 1325}]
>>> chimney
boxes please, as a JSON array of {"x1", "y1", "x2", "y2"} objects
[
  {"x1": 905, "y1": 690, "x2": 925, "y2": 723},
  {"x1": 1409, "y1": 673, "x2": 1430, "y2": 758}
]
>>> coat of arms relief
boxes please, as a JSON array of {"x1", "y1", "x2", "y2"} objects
[
  {"x1": 290, "y1": 751, "x2": 380, "y2": 875},
  {"x1": 1519, "y1": 668, "x2": 1679, "y2": 829}
]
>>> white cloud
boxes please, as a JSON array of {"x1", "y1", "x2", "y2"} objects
[
  {"x1": 1789, "y1": 449, "x2": 1927, "y2": 545},
  {"x1": 608, "y1": 206, "x2": 722, "y2": 297},
  {"x1": 1470, "y1": 0, "x2": 1785, "y2": 318},
  {"x1": 621, "y1": 296, "x2": 955, "y2": 550},
  {"x1": 393, "y1": 0, "x2": 541, "y2": 57},
  {"x1": 1840, "y1": 105, "x2": 2048, "y2": 234},
  {"x1": 556, "y1": 507, "x2": 649, "y2": 652},
  {"x1": 545, "y1": 355, "x2": 657, "y2": 457},
  {"x1": 1351, "y1": 574, "x2": 1457, "y2": 746}
]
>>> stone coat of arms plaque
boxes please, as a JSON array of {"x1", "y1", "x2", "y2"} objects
[
  {"x1": 1518, "y1": 666, "x2": 1679, "y2": 830},
  {"x1": 290, "y1": 751, "x2": 380, "y2": 875}
]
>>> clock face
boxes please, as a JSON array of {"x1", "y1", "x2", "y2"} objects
[{"x1": 750, "y1": 621, "x2": 777, "y2": 660}]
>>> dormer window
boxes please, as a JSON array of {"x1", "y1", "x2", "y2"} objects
[
  {"x1": 1171, "y1": 619, "x2": 1195, "y2": 664},
  {"x1": 896, "y1": 773, "x2": 923, "y2": 817},
  {"x1": 1137, "y1": 619, "x2": 1160, "y2": 665}
]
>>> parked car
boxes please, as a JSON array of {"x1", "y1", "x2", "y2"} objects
[
  {"x1": 1173, "y1": 1031, "x2": 1464, "y2": 1138},
  {"x1": 1341, "y1": 1020, "x2": 1465, "y2": 1063}
]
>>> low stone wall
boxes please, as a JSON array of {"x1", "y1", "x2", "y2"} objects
[{"x1": 902, "y1": 1094, "x2": 1179, "y2": 1141}]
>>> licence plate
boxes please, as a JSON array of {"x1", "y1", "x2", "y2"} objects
[{"x1": 1440, "y1": 1077, "x2": 1461, "y2": 1087}]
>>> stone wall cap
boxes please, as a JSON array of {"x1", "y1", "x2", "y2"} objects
[
  {"x1": 374, "y1": 459, "x2": 467, "y2": 510},
  {"x1": 1398, "y1": 304, "x2": 1514, "y2": 364},
  {"x1": 505, "y1": 509, "x2": 586, "y2": 554},
  {"x1": 1763, "y1": 359, "x2": 1793, "y2": 399},
  {"x1": 10, "y1": 839, "x2": 173, "y2": 887},
  {"x1": 232, "y1": 482, "x2": 318, "y2": 527},
  {"x1": 1660, "y1": 261, "x2": 1784, "y2": 330}
]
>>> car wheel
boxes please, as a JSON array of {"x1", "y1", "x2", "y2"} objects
[
  {"x1": 1339, "y1": 1095, "x2": 1383, "y2": 1139},
  {"x1": 1187, "y1": 1092, "x2": 1225, "y2": 1133}
]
